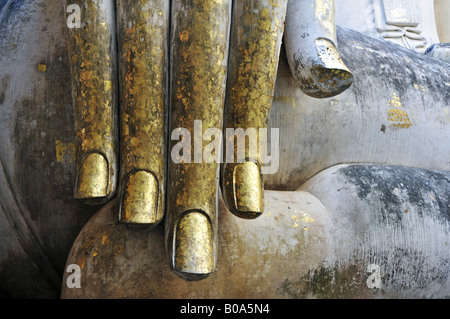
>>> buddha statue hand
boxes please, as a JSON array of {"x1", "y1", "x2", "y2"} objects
[{"x1": 64, "y1": 0, "x2": 351, "y2": 281}]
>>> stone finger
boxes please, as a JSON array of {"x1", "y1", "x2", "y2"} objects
[
  {"x1": 65, "y1": 0, "x2": 118, "y2": 204},
  {"x1": 165, "y1": 0, "x2": 232, "y2": 281},
  {"x1": 222, "y1": 0, "x2": 287, "y2": 219},
  {"x1": 116, "y1": 0, "x2": 170, "y2": 227}
]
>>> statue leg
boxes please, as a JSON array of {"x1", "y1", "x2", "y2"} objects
[{"x1": 60, "y1": 165, "x2": 450, "y2": 298}]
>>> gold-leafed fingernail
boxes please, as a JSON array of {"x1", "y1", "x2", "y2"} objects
[
  {"x1": 313, "y1": 38, "x2": 353, "y2": 95},
  {"x1": 174, "y1": 211, "x2": 214, "y2": 280},
  {"x1": 233, "y1": 162, "x2": 264, "y2": 218},
  {"x1": 75, "y1": 152, "x2": 108, "y2": 199},
  {"x1": 120, "y1": 170, "x2": 158, "y2": 224},
  {"x1": 315, "y1": 38, "x2": 350, "y2": 73}
]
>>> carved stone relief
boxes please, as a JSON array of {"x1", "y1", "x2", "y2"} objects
[{"x1": 369, "y1": 0, "x2": 428, "y2": 52}]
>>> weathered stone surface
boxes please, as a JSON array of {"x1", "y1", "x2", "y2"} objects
[
  {"x1": 0, "y1": 0, "x2": 98, "y2": 298},
  {"x1": 0, "y1": 0, "x2": 448, "y2": 298},
  {"x1": 61, "y1": 165, "x2": 450, "y2": 298},
  {"x1": 266, "y1": 25, "x2": 450, "y2": 190},
  {"x1": 300, "y1": 164, "x2": 450, "y2": 298}
]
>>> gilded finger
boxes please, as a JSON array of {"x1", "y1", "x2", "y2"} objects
[
  {"x1": 222, "y1": 0, "x2": 287, "y2": 219},
  {"x1": 116, "y1": 0, "x2": 170, "y2": 227},
  {"x1": 65, "y1": 0, "x2": 118, "y2": 204},
  {"x1": 284, "y1": 0, "x2": 353, "y2": 98},
  {"x1": 166, "y1": 0, "x2": 231, "y2": 281}
]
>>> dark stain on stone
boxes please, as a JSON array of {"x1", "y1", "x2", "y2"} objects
[
  {"x1": 339, "y1": 165, "x2": 450, "y2": 224},
  {"x1": 278, "y1": 249, "x2": 450, "y2": 298},
  {"x1": 12, "y1": 40, "x2": 98, "y2": 278},
  {"x1": 277, "y1": 262, "x2": 383, "y2": 299},
  {"x1": 0, "y1": 75, "x2": 10, "y2": 105}
]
